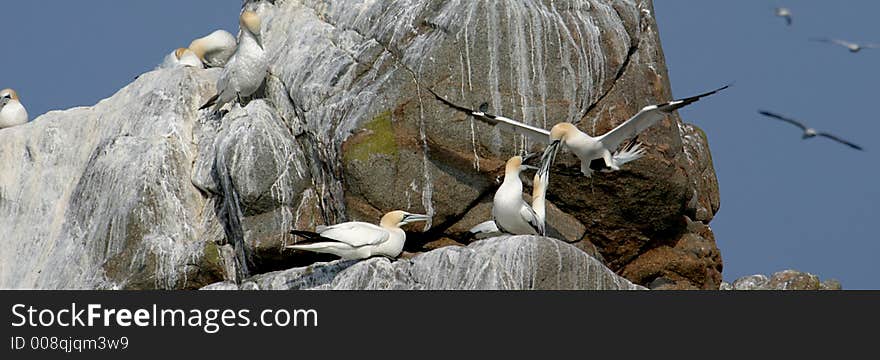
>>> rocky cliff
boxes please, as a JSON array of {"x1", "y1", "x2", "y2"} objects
[{"x1": 0, "y1": 0, "x2": 722, "y2": 290}]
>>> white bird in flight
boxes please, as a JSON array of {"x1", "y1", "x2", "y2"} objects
[
  {"x1": 287, "y1": 211, "x2": 430, "y2": 260},
  {"x1": 0, "y1": 88, "x2": 29, "y2": 129},
  {"x1": 200, "y1": 11, "x2": 267, "y2": 112},
  {"x1": 758, "y1": 111, "x2": 863, "y2": 151},
  {"x1": 189, "y1": 30, "x2": 238, "y2": 68},
  {"x1": 431, "y1": 85, "x2": 728, "y2": 177},
  {"x1": 775, "y1": 7, "x2": 792, "y2": 26},
  {"x1": 810, "y1": 38, "x2": 880, "y2": 53},
  {"x1": 470, "y1": 156, "x2": 547, "y2": 237}
]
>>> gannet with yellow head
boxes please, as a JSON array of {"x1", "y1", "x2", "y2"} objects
[
  {"x1": 430, "y1": 85, "x2": 728, "y2": 177},
  {"x1": 0, "y1": 88, "x2": 29, "y2": 129},
  {"x1": 158, "y1": 47, "x2": 204, "y2": 69},
  {"x1": 189, "y1": 29, "x2": 238, "y2": 68},
  {"x1": 287, "y1": 211, "x2": 430, "y2": 260},
  {"x1": 199, "y1": 11, "x2": 268, "y2": 112},
  {"x1": 487, "y1": 156, "x2": 545, "y2": 236}
]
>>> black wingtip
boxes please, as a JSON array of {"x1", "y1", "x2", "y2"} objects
[{"x1": 199, "y1": 94, "x2": 219, "y2": 110}]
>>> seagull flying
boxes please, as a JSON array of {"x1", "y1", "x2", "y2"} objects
[
  {"x1": 775, "y1": 7, "x2": 792, "y2": 26},
  {"x1": 758, "y1": 110, "x2": 863, "y2": 151},
  {"x1": 810, "y1": 38, "x2": 880, "y2": 53},
  {"x1": 287, "y1": 211, "x2": 429, "y2": 260},
  {"x1": 430, "y1": 85, "x2": 728, "y2": 177}
]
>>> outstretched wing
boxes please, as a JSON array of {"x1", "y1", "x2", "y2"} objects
[
  {"x1": 429, "y1": 89, "x2": 550, "y2": 143},
  {"x1": 597, "y1": 85, "x2": 729, "y2": 150},
  {"x1": 811, "y1": 37, "x2": 855, "y2": 48},
  {"x1": 758, "y1": 110, "x2": 809, "y2": 131},
  {"x1": 817, "y1": 132, "x2": 864, "y2": 151},
  {"x1": 314, "y1": 221, "x2": 390, "y2": 247}
]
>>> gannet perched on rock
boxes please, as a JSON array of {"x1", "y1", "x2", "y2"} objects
[
  {"x1": 470, "y1": 156, "x2": 546, "y2": 236},
  {"x1": 431, "y1": 85, "x2": 728, "y2": 177},
  {"x1": 0, "y1": 88, "x2": 29, "y2": 129},
  {"x1": 157, "y1": 48, "x2": 204, "y2": 69},
  {"x1": 189, "y1": 30, "x2": 238, "y2": 68},
  {"x1": 199, "y1": 11, "x2": 267, "y2": 112},
  {"x1": 758, "y1": 110, "x2": 864, "y2": 151},
  {"x1": 287, "y1": 211, "x2": 430, "y2": 260}
]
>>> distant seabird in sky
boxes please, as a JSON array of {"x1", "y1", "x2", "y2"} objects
[
  {"x1": 485, "y1": 156, "x2": 546, "y2": 236},
  {"x1": 759, "y1": 110, "x2": 864, "y2": 151},
  {"x1": 775, "y1": 7, "x2": 792, "y2": 26},
  {"x1": 287, "y1": 211, "x2": 430, "y2": 260},
  {"x1": 200, "y1": 11, "x2": 267, "y2": 112},
  {"x1": 0, "y1": 88, "x2": 29, "y2": 129},
  {"x1": 810, "y1": 37, "x2": 880, "y2": 53},
  {"x1": 431, "y1": 85, "x2": 728, "y2": 177},
  {"x1": 189, "y1": 30, "x2": 238, "y2": 68}
]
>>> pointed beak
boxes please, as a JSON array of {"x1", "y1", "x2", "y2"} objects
[
  {"x1": 519, "y1": 165, "x2": 539, "y2": 172},
  {"x1": 401, "y1": 213, "x2": 430, "y2": 225},
  {"x1": 539, "y1": 140, "x2": 561, "y2": 178}
]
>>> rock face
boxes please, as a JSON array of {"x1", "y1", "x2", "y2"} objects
[
  {"x1": 0, "y1": 0, "x2": 722, "y2": 289},
  {"x1": 720, "y1": 270, "x2": 842, "y2": 290},
  {"x1": 202, "y1": 236, "x2": 645, "y2": 290}
]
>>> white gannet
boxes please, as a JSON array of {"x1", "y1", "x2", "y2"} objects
[
  {"x1": 775, "y1": 7, "x2": 792, "y2": 26},
  {"x1": 0, "y1": 88, "x2": 29, "y2": 129},
  {"x1": 199, "y1": 11, "x2": 267, "y2": 112},
  {"x1": 157, "y1": 47, "x2": 204, "y2": 69},
  {"x1": 431, "y1": 85, "x2": 728, "y2": 177},
  {"x1": 470, "y1": 156, "x2": 546, "y2": 236},
  {"x1": 810, "y1": 37, "x2": 880, "y2": 53},
  {"x1": 287, "y1": 211, "x2": 430, "y2": 260},
  {"x1": 189, "y1": 30, "x2": 238, "y2": 68},
  {"x1": 758, "y1": 110, "x2": 864, "y2": 151}
]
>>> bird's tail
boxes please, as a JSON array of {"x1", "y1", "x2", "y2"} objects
[
  {"x1": 610, "y1": 138, "x2": 645, "y2": 168},
  {"x1": 468, "y1": 220, "x2": 500, "y2": 235},
  {"x1": 199, "y1": 93, "x2": 220, "y2": 110}
]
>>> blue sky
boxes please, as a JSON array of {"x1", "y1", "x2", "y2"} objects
[{"x1": 2, "y1": 1, "x2": 877, "y2": 289}]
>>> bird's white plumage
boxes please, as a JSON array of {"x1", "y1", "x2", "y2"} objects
[
  {"x1": 287, "y1": 211, "x2": 428, "y2": 260},
  {"x1": 210, "y1": 12, "x2": 267, "y2": 112},
  {"x1": 312, "y1": 222, "x2": 390, "y2": 247},
  {"x1": 189, "y1": 30, "x2": 238, "y2": 68},
  {"x1": 484, "y1": 157, "x2": 545, "y2": 236},
  {"x1": 0, "y1": 89, "x2": 28, "y2": 129},
  {"x1": 157, "y1": 48, "x2": 204, "y2": 70}
]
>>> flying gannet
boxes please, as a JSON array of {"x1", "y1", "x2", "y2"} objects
[
  {"x1": 287, "y1": 211, "x2": 430, "y2": 260},
  {"x1": 758, "y1": 110, "x2": 863, "y2": 150},
  {"x1": 775, "y1": 7, "x2": 792, "y2": 26},
  {"x1": 810, "y1": 38, "x2": 880, "y2": 53},
  {"x1": 157, "y1": 48, "x2": 204, "y2": 69},
  {"x1": 0, "y1": 88, "x2": 29, "y2": 129},
  {"x1": 189, "y1": 30, "x2": 238, "y2": 68},
  {"x1": 199, "y1": 11, "x2": 267, "y2": 112},
  {"x1": 431, "y1": 85, "x2": 728, "y2": 177}
]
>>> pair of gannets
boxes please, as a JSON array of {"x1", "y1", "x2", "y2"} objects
[
  {"x1": 287, "y1": 211, "x2": 430, "y2": 260},
  {"x1": 200, "y1": 10, "x2": 268, "y2": 112},
  {"x1": 470, "y1": 156, "x2": 548, "y2": 237},
  {"x1": 0, "y1": 88, "x2": 28, "y2": 129}
]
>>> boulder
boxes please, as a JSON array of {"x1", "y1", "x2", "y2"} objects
[
  {"x1": 202, "y1": 236, "x2": 646, "y2": 290},
  {"x1": 721, "y1": 270, "x2": 842, "y2": 290}
]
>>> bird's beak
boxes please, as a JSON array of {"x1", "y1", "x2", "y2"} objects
[
  {"x1": 539, "y1": 140, "x2": 561, "y2": 178},
  {"x1": 401, "y1": 213, "x2": 429, "y2": 225},
  {"x1": 520, "y1": 165, "x2": 539, "y2": 172},
  {"x1": 255, "y1": 33, "x2": 264, "y2": 49}
]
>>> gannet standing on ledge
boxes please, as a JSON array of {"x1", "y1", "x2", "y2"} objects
[
  {"x1": 470, "y1": 156, "x2": 546, "y2": 236},
  {"x1": 189, "y1": 30, "x2": 238, "y2": 68},
  {"x1": 431, "y1": 85, "x2": 728, "y2": 177},
  {"x1": 199, "y1": 11, "x2": 268, "y2": 112},
  {"x1": 287, "y1": 211, "x2": 430, "y2": 260},
  {"x1": 0, "y1": 88, "x2": 29, "y2": 129}
]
